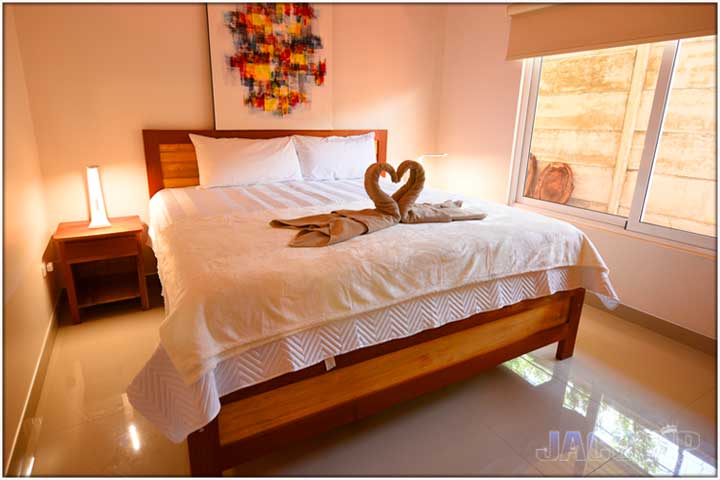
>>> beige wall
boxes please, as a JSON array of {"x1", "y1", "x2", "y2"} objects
[
  {"x1": 5, "y1": 4, "x2": 213, "y2": 468},
  {"x1": 430, "y1": 4, "x2": 523, "y2": 203},
  {"x1": 576, "y1": 224, "x2": 716, "y2": 339},
  {"x1": 332, "y1": 4, "x2": 446, "y2": 163},
  {"x1": 12, "y1": 4, "x2": 214, "y2": 227},
  {"x1": 3, "y1": 6, "x2": 56, "y2": 470}
]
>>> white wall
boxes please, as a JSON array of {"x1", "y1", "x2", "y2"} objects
[
  {"x1": 12, "y1": 4, "x2": 215, "y2": 227},
  {"x1": 577, "y1": 224, "x2": 716, "y2": 338},
  {"x1": 3, "y1": 6, "x2": 56, "y2": 470},
  {"x1": 431, "y1": 5, "x2": 523, "y2": 203},
  {"x1": 332, "y1": 4, "x2": 447, "y2": 163}
]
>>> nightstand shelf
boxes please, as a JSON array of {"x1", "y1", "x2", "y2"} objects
[
  {"x1": 76, "y1": 272, "x2": 141, "y2": 308},
  {"x1": 54, "y1": 215, "x2": 149, "y2": 323}
]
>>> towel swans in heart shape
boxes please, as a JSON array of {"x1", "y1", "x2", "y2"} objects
[{"x1": 270, "y1": 161, "x2": 486, "y2": 247}]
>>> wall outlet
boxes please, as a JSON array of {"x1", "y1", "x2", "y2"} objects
[{"x1": 40, "y1": 262, "x2": 54, "y2": 278}]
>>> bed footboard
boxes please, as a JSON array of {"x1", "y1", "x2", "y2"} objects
[{"x1": 187, "y1": 288, "x2": 585, "y2": 476}]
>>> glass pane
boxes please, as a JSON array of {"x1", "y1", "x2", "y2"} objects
[
  {"x1": 641, "y1": 36, "x2": 717, "y2": 237},
  {"x1": 524, "y1": 42, "x2": 668, "y2": 215}
]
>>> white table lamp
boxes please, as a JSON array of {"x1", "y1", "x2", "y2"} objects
[
  {"x1": 86, "y1": 165, "x2": 111, "y2": 228},
  {"x1": 416, "y1": 153, "x2": 448, "y2": 164},
  {"x1": 416, "y1": 153, "x2": 447, "y2": 186}
]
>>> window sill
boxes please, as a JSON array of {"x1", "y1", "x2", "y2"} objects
[{"x1": 512, "y1": 201, "x2": 717, "y2": 259}]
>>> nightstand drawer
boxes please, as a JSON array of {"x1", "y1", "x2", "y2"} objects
[{"x1": 63, "y1": 235, "x2": 138, "y2": 263}]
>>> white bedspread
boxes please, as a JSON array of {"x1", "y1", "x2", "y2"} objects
[{"x1": 128, "y1": 179, "x2": 618, "y2": 442}]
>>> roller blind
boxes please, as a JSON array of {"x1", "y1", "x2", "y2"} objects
[{"x1": 506, "y1": 3, "x2": 717, "y2": 60}]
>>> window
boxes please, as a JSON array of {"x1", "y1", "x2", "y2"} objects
[{"x1": 512, "y1": 36, "x2": 716, "y2": 249}]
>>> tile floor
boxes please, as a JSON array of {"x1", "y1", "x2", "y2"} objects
[{"x1": 13, "y1": 284, "x2": 717, "y2": 476}]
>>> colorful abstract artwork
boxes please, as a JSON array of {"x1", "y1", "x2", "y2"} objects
[{"x1": 223, "y1": 3, "x2": 327, "y2": 116}]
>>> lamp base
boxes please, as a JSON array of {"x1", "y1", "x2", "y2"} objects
[{"x1": 88, "y1": 218, "x2": 112, "y2": 229}]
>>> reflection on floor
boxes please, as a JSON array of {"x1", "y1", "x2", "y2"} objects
[{"x1": 12, "y1": 283, "x2": 717, "y2": 476}]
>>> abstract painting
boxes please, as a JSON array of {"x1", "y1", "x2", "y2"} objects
[{"x1": 220, "y1": 3, "x2": 327, "y2": 117}]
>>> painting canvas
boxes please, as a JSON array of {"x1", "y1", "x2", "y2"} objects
[{"x1": 207, "y1": 3, "x2": 333, "y2": 129}]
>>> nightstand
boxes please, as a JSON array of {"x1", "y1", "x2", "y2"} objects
[{"x1": 53, "y1": 215, "x2": 149, "y2": 323}]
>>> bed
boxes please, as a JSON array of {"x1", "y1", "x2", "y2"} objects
[{"x1": 127, "y1": 129, "x2": 618, "y2": 475}]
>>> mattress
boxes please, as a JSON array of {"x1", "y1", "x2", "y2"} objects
[{"x1": 128, "y1": 178, "x2": 618, "y2": 442}]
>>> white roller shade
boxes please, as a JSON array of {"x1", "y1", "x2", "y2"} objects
[{"x1": 506, "y1": 3, "x2": 717, "y2": 60}]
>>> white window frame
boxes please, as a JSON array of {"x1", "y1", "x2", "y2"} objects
[{"x1": 509, "y1": 41, "x2": 716, "y2": 251}]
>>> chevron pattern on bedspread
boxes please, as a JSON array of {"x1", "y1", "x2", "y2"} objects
[{"x1": 127, "y1": 265, "x2": 614, "y2": 443}]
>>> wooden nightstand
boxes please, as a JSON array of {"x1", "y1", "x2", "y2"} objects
[{"x1": 54, "y1": 215, "x2": 149, "y2": 323}]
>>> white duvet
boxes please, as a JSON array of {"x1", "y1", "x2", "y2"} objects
[{"x1": 152, "y1": 181, "x2": 618, "y2": 384}]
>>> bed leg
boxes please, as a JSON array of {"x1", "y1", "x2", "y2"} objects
[
  {"x1": 187, "y1": 417, "x2": 222, "y2": 477},
  {"x1": 556, "y1": 288, "x2": 585, "y2": 360}
]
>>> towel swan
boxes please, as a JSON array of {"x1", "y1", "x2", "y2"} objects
[
  {"x1": 270, "y1": 162, "x2": 402, "y2": 247},
  {"x1": 391, "y1": 160, "x2": 425, "y2": 222},
  {"x1": 364, "y1": 162, "x2": 401, "y2": 220},
  {"x1": 271, "y1": 160, "x2": 486, "y2": 246}
]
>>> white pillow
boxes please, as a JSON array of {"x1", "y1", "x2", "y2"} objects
[
  {"x1": 293, "y1": 133, "x2": 376, "y2": 180},
  {"x1": 189, "y1": 134, "x2": 303, "y2": 188}
]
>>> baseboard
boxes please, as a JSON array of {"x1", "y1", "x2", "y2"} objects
[
  {"x1": 4, "y1": 294, "x2": 61, "y2": 476},
  {"x1": 585, "y1": 295, "x2": 716, "y2": 356}
]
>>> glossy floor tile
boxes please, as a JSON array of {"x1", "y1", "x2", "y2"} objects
[
  {"x1": 527, "y1": 307, "x2": 716, "y2": 431},
  {"x1": 230, "y1": 378, "x2": 541, "y2": 476},
  {"x1": 15, "y1": 286, "x2": 717, "y2": 477}
]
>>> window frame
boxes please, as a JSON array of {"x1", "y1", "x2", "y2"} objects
[{"x1": 509, "y1": 40, "x2": 717, "y2": 251}]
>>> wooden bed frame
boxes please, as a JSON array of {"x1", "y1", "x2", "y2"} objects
[{"x1": 142, "y1": 129, "x2": 585, "y2": 476}]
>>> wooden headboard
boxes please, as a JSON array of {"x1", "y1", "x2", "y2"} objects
[{"x1": 142, "y1": 129, "x2": 388, "y2": 198}]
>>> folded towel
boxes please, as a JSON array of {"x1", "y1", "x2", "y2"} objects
[
  {"x1": 393, "y1": 161, "x2": 487, "y2": 223},
  {"x1": 405, "y1": 200, "x2": 488, "y2": 223},
  {"x1": 270, "y1": 163, "x2": 400, "y2": 247},
  {"x1": 269, "y1": 213, "x2": 365, "y2": 247}
]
